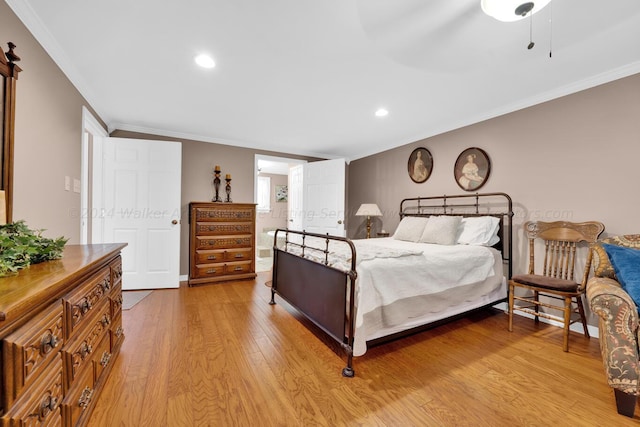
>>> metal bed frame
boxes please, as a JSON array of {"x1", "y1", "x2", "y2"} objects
[{"x1": 269, "y1": 192, "x2": 513, "y2": 377}]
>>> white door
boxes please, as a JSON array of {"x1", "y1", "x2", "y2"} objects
[
  {"x1": 288, "y1": 158, "x2": 346, "y2": 237},
  {"x1": 98, "y1": 138, "x2": 182, "y2": 290},
  {"x1": 288, "y1": 164, "x2": 304, "y2": 231}
]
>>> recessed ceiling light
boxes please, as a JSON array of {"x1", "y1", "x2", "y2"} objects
[
  {"x1": 375, "y1": 108, "x2": 389, "y2": 117},
  {"x1": 195, "y1": 54, "x2": 215, "y2": 69}
]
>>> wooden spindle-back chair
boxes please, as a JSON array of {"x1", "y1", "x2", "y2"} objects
[{"x1": 508, "y1": 220, "x2": 605, "y2": 351}]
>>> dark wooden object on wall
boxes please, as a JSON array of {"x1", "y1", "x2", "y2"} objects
[
  {"x1": 188, "y1": 202, "x2": 257, "y2": 286},
  {"x1": 0, "y1": 42, "x2": 21, "y2": 223},
  {"x1": 0, "y1": 244, "x2": 126, "y2": 426}
]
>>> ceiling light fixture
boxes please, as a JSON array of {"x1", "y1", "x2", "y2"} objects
[
  {"x1": 375, "y1": 108, "x2": 389, "y2": 117},
  {"x1": 194, "y1": 54, "x2": 215, "y2": 69},
  {"x1": 481, "y1": 0, "x2": 551, "y2": 22}
]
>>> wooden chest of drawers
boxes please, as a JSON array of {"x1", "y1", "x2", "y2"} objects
[
  {"x1": 0, "y1": 244, "x2": 126, "y2": 427},
  {"x1": 188, "y1": 202, "x2": 257, "y2": 286}
]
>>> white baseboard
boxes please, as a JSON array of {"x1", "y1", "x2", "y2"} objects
[
  {"x1": 492, "y1": 302, "x2": 599, "y2": 339},
  {"x1": 179, "y1": 274, "x2": 188, "y2": 282}
]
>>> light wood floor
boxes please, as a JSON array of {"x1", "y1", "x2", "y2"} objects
[{"x1": 88, "y1": 272, "x2": 639, "y2": 426}]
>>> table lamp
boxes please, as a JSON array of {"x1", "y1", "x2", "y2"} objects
[{"x1": 355, "y1": 203, "x2": 383, "y2": 239}]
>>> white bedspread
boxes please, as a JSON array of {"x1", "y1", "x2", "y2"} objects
[{"x1": 350, "y1": 238, "x2": 503, "y2": 356}]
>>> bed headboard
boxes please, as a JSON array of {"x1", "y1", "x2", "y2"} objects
[{"x1": 399, "y1": 192, "x2": 514, "y2": 279}]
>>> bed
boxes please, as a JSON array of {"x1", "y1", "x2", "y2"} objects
[{"x1": 269, "y1": 192, "x2": 513, "y2": 377}]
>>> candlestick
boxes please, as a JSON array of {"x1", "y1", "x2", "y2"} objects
[
  {"x1": 225, "y1": 178, "x2": 232, "y2": 203},
  {"x1": 212, "y1": 169, "x2": 222, "y2": 202}
]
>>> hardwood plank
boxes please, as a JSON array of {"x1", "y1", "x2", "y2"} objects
[{"x1": 87, "y1": 272, "x2": 640, "y2": 426}]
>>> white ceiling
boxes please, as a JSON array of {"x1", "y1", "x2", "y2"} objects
[{"x1": 8, "y1": 0, "x2": 640, "y2": 161}]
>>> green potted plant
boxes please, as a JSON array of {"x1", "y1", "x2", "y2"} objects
[{"x1": 0, "y1": 220, "x2": 67, "y2": 277}]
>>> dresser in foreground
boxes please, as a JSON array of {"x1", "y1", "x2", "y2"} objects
[
  {"x1": 0, "y1": 243, "x2": 126, "y2": 427},
  {"x1": 188, "y1": 202, "x2": 257, "y2": 286}
]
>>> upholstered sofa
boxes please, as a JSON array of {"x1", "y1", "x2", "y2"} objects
[{"x1": 587, "y1": 234, "x2": 640, "y2": 417}]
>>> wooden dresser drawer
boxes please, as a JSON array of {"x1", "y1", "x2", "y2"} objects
[
  {"x1": 110, "y1": 313, "x2": 124, "y2": 352},
  {"x1": 62, "y1": 299, "x2": 110, "y2": 389},
  {"x1": 2, "y1": 302, "x2": 64, "y2": 409},
  {"x1": 195, "y1": 248, "x2": 253, "y2": 264},
  {"x1": 110, "y1": 256, "x2": 123, "y2": 289},
  {"x1": 224, "y1": 248, "x2": 253, "y2": 262},
  {"x1": 109, "y1": 282, "x2": 123, "y2": 321},
  {"x1": 194, "y1": 250, "x2": 225, "y2": 264},
  {"x1": 92, "y1": 334, "x2": 112, "y2": 385},
  {"x1": 1, "y1": 354, "x2": 64, "y2": 427},
  {"x1": 63, "y1": 267, "x2": 111, "y2": 340},
  {"x1": 195, "y1": 235, "x2": 253, "y2": 250},
  {"x1": 193, "y1": 263, "x2": 227, "y2": 279},
  {"x1": 194, "y1": 207, "x2": 255, "y2": 222},
  {"x1": 195, "y1": 221, "x2": 253, "y2": 235},
  {"x1": 61, "y1": 359, "x2": 94, "y2": 427},
  {"x1": 225, "y1": 260, "x2": 253, "y2": 276}
]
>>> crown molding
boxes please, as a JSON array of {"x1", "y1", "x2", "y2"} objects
[{"x1": 110, "y1": 122, "x2": 336, "y2": 161}]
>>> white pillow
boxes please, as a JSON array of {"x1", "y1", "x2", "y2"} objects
[
  {"x1": 419, "y1": 216, "x2": 462, "y2": 245},
  {"x1": 457, "y1": 216, "x2": 501, "y2": 246},
  {"x1": 393, "y1": 216, "x2": 429, "y2": 242}
]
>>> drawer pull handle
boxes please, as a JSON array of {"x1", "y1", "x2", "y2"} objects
[
  {"x1": 207, "y1": 255, "x2": 217, "y2": 260},
  {"x1": 234, "y1": 254, "x2": 244, "y2": 259},
  {"x1": 206, "y1": 268, "x2": 217, "y2": 274},
  {"x1": 79, "y1": 298, "x2": 92, "y2": 314},
  {"x1": 78, "y1": 387, "x2": 94, "y2": 410},
  {"x1": 234, "y1": 266, "x2": 244, "y2": 272},
  {"x1": 115, "y1": 326, "x2": 124, "y2": 338},
  {"x1": 39, "y1": 394, "x2": 58, "y2": 420},
  {"x1": 80, "y1": 342, "x2": 93, "y2": 359},
  {"x1": 101, "y1": 277, "x2": 111, "y2": 292},
  {"x1": 100, "y1": 351, "x2": 112, "y2": 367},
  {"x1": 40, "y1": 332, "x2": 60, "y2": 355},
  {"x1": 101, "y1": 314, "x2": 111, "y2": 327}
]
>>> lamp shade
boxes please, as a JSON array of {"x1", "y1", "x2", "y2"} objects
[
  {"x1": 355, "y1": 203, "x2": 382, "y2": 217},
  {"x1": 481, "y1": 0, "x2": 552, "y2": 22}
]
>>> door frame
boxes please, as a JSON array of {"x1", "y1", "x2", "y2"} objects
[{"x1": 81, "y1": 106, "x2": 108, "y2": 244}]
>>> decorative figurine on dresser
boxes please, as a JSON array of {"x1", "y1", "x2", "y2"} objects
[{"x1": 188, "y1": 202, "x2": 257, "y2": 286}]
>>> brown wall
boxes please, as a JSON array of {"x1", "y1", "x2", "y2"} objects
[{"x1": 1, "y1": 1, "x2": 105, "y2": 242}]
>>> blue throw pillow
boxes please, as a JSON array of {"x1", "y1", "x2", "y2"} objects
[{"x1": 603, "y1": 244, "x2": 640, "y2": 314}]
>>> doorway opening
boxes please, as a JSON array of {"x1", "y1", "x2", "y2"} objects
[{"x1": 253, "y1": 154, "x2": 305, "y2": 272}]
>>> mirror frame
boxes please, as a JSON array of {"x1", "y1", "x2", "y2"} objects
[{"x1": 1, "y1": 42, "x2": 21, "y2": 223}]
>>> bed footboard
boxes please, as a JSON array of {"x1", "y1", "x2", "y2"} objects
[{"x1": 269, "y1": 230, "x2": 357, "y2": 377}]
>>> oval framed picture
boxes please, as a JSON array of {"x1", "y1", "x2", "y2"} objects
[
  {"x1": 407, "y1": 147, "x2": 433, "y2": 183},
  {"x1": 454, "y1": 147, "x2": 491, "y2": 191}
]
